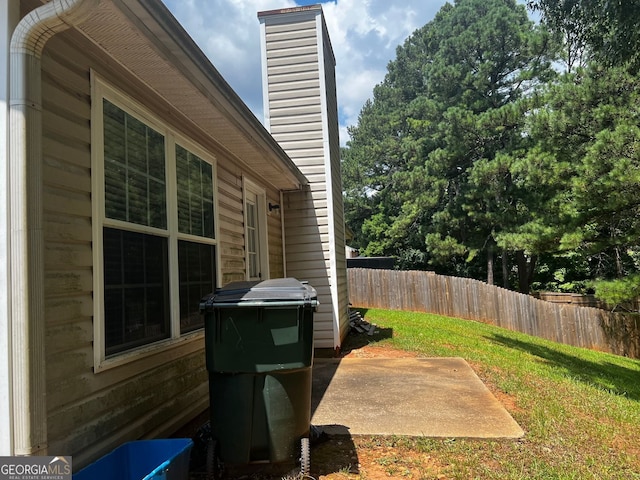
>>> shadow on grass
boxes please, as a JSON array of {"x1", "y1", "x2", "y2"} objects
[
  {"x1": 340, "y1": 326, "x2": 394, "y2": 354},
  {"x1": 342, "y1": 306, "x2": 391, "y2": 353},
  {"x1": 490, "y1": 333, "x2": 640, "y2": 401}
]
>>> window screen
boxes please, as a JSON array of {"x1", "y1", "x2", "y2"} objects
[
  {"x1": 176, "y1": 144, "x2": 214, "y2": 238},
  {"x1": 103, "y1": 99, "x2": 166, "y2": 229},
  {"x1": 178, "y1": 240, "x2": 215, "y2": 333},
  {"x1": 103, "y1": 228, "x2": 170, "y2": 355}
]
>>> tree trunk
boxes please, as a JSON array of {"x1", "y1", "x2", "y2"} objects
[
  {"x1": 502, "y1": 248, "x2": 509, "y2": 289},
  {"x1": 615, "y1": 246, "x2": 623, "y2": 277},
  {"x1": 487, "y1": 244, "x2": 494, "y2": 285},
  {"x1": 516, "y1": 251, "x2": 538, "y2": 294},
  {"x1": 528, "y1": 254, "x2": 538, "y2": 288}
]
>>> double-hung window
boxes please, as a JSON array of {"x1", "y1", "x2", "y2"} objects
[{"x1": 93, "y1": 76, "x2": 217, "y2": 369}]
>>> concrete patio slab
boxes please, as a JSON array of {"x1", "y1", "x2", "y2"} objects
[{"x1": 311, "y1": 357, "x2": 524, "y2": 438}]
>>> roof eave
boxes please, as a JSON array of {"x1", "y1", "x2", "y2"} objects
[{"x1": 81, "y1": 0, "x2": 309, "y2": 190}]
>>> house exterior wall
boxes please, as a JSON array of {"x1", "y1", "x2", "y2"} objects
[
  {"x1": 320, "y1": 18, "x2": 350, "y2": 345},
  {"x1": 39, "y1": 31, "x2": 285, "y2": 468},
  {"x1": 267, "y1": 193, "x2": 285, "y2": 278},
  {"x1": 259, "y1": 7, "x2": 349, "y2": 349}
]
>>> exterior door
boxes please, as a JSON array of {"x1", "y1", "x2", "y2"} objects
[{"x1": 244, "y1": 180, "x2": 268, "y2": 281}]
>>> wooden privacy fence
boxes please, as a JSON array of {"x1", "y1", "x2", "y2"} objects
[{"x1": 348, "y1": 268, "x2": 640, "y2": 359}]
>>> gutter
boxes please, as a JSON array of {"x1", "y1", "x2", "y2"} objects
[
  {"x1": 0, "y1": 0, "x2": 20, "y2": 456},
  {"x1": 9, "y1": 0, "x2": 99, "y2": 456}
]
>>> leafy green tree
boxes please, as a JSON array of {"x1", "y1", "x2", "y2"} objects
[
  {"x1": 529, "y1": 0, "x2": 640, "y2": 72},
  {"x1": 591, "y1": 274, "x2": 640, "y2": 312},
  {"x1": 511, "y1": 64, "x2": 640, "y2": 298},
  {"x1": 342, "y1": 0, "x2": 556, "y2": 289}
]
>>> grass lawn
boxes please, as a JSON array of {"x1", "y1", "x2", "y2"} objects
[{"x1": 318, "y1": 308, "x2": 640, "y2": 480}]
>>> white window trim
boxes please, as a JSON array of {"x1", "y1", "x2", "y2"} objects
[
  {"x1": 91, "y1": 72, "x2": 219, "y2": 373},
  {"x1": 243, "y1": 176, "x2": 269, "y2": 281}
]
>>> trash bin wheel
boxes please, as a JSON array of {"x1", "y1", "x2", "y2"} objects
[
  {"x1": 300, "y1": 436, "x2": 310, "y2": 477},
  {"x1": 206, "y1": 437, "x2": 223, "y2": 480}
]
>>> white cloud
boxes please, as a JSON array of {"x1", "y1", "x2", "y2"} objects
[{"x1": 163, "y1": 0, "x2": 449, "y2": 145}]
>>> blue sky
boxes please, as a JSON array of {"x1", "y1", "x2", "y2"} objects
[{"x1": 162, "y1": 0, "x2": 450, "y2": 145}]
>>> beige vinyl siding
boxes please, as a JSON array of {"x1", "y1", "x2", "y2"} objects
[
  {"x1": 217, "y1": 164, "x2": 246, "y2": 284},
  {"x1": 283, "y1": 188, "x2": 335, "y2": 347},
  {"x1": 322, "y1": 30, "x2": 350, "y2": 343},
  {"x1": 266, "y1": 20, "x2": 322, "y2": 129},
  {"x1": 266, "y1": 184, "x2": 285, "y2": 279},
  {"x1": 263, "y1": 11, "x2": 349, "y2": 349},
  {"x1": 41, "y1": 39, "x2": 98, "y2": 462},
  {"x1": 41, "y1": 36, "x2": 209, "y2": 469},
  {"x1": 40, "y1": 31, "x2": 284, "y2": 468}
]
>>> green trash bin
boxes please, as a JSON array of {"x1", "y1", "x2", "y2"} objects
[{"x1": 199, "y1": 278, "x2": 317, "y2": 471}]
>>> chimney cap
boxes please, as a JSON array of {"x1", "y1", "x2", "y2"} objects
[{"x1": 258, "y1": 4, "x2": 322, "y2": 18}]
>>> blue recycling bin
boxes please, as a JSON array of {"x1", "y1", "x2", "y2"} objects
[{"x1": 73, "y1": 438, "x2": 193, "y2": 480}]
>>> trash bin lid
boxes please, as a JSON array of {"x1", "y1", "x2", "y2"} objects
[{"x1": 200, "y1": 278, "x2": 318, "y2": 310}]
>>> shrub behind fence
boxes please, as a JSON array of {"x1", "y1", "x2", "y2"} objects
[{"x1": 348, "y1": 268, "x2": 640, "y2": 359}]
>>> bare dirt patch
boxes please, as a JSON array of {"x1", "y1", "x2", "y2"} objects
[
  {"x1": 341, "y1": 344, "x2": 419, "y2": 359},
  {"x1": 313, "y1": 436, "x2": 449, "y2": 480}
]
